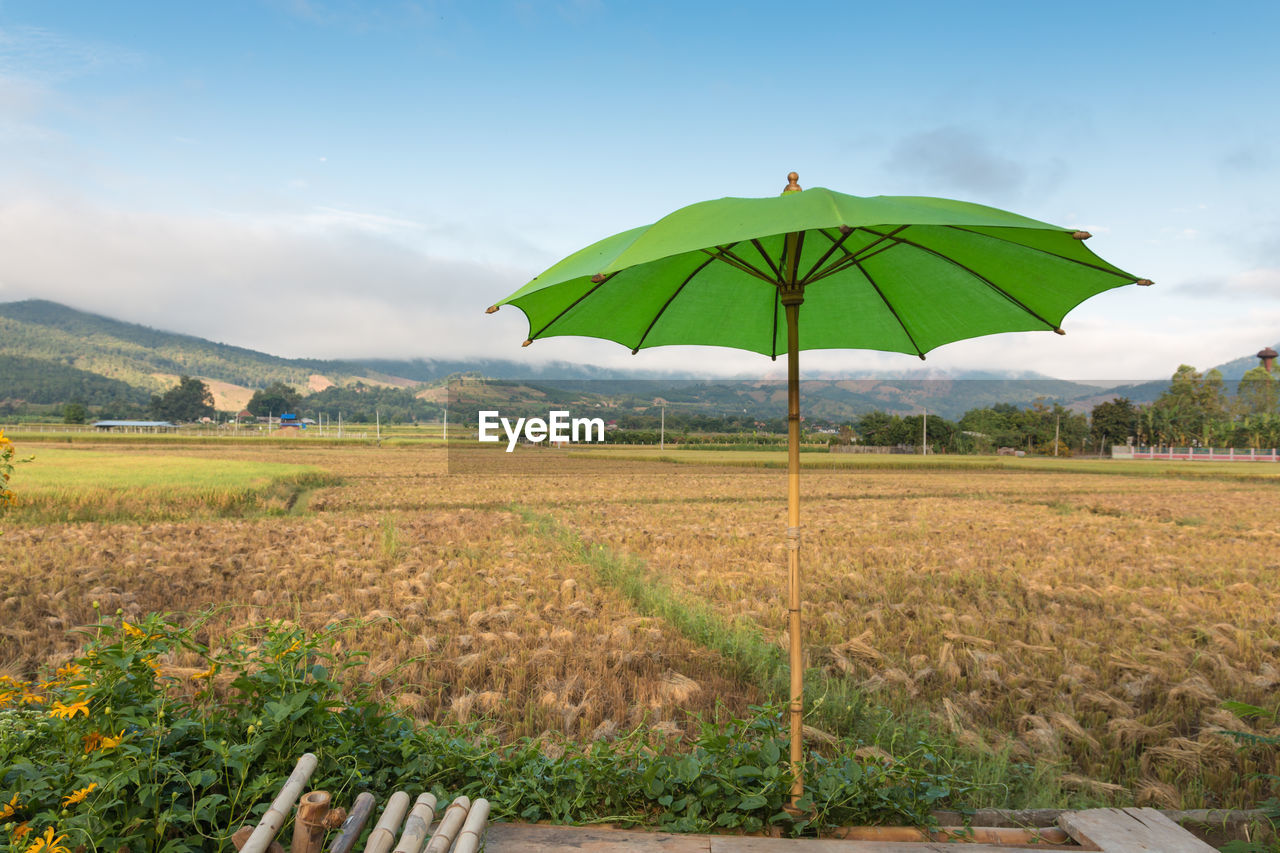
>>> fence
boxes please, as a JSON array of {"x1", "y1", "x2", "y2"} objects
[{"x1": 1112, "y1": 446, "x2": 1280, "y2": 462}]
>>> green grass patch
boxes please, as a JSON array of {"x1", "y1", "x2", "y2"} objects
[
  {"x1": 8, "y1": 429, "x2": 381, "y2": 448},
  {"x1": 8, "y1": 448, "x2": 337, "y2": 522}
]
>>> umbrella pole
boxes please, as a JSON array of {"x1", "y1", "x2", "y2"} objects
[{"x1": 782, "y1": 290, "x2": 804, "y2": 810}]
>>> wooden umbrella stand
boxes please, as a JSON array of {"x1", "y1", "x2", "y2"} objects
[{"x1": 228, "y1": 754, "x2": 491, "y2": 853}]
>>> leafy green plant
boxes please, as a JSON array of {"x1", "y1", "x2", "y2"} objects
[
  {"x1": 0, "y1": 428, "x2": 32, "y2": 510},
  {"x1": 1219, "y1": 701, "x2": 1280, "y2": 853},
  {"x1": 1, "y1": 614, "x2": 982, "y2": 849}
]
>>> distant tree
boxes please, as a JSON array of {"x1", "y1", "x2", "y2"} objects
[
  {"x1": 247, "y1": 382, "x2": 302, "y2": 418},
  {"x1": 1090, "y1": 397, "x2": 1137, "y2": 449},
  {"x1": 856, "y1": 410, "x2": 897, "y2": 445},
  {"x1": 1238, "y1": 366, "x2": 1279, "y2": 415},
  {"x1": 62, "y1": 402, "x2": 87, "y2": 424},
  {"x1": 150, "y1": 375, "x2": 214, "y2": 423},
  {"x1": 1154, "y1": 365, "x2": 1230, "y2": 445}
]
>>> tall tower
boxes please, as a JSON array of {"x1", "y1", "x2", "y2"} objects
[{"x1": 1259, "y1": 346, "x2": 1278, "y2": 373}]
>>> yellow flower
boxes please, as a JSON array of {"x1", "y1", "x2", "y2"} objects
[
  {"x1": 82, "y1": 730, "x2": 124, "y2": 752},
  {"x1": 23, "y1": 825, "x2": 70, "y2": 853},
  {"x1": 62, "y1": 783, "x2": 96, "y2": 806},
  {"x1": 12, "y1": 821, "x2": 31, "y2": 840},
  {"x1": 191, "y1": 663, "x2": 218, "y2": 680},
  {"x1": 47, "y1": 699, "x2": 89, "y2": 720},
  {"x1": 20, "y1": 691, "x2": 45, "y2": 705},
  {"x1": 122, "y1": 621, "x2": 146, "y2": 639},
  {"x1": 0, "y1": 792, "x2": 19, "y2": 819},
  {"x1": 55, "y1": 663, "x2": 81, "y2": 680}
]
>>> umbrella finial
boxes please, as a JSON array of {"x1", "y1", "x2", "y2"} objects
[{"x1": 782, "y1": 172, "x2": 802, "y2": 193}]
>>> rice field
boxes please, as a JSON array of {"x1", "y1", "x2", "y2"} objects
[{"x1": 1, "y1": 440, "x2": 1276, "y2": 810}]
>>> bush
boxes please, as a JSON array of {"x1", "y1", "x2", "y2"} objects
[
  {"x1": 1, "y1": 616, "x2": 972, "y2": 849},
  {"x1": 0, "y1": 430, "x2": 23, "y2": 510}
]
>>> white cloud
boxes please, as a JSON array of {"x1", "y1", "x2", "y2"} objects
[
  {"x1": 1169, "y1": 267, "x2": 1280, "y2": 300},
  {"x1": 0, "y1": 192, "x2": 1251, "y2": 381},
  {"x1": 0, "y1": 24, "x2": 140, "y2": 81},
  {"x1": 884, "y1": 126, "x2": 1027, "y2": 199},
  {"x1": 0, "y1": 196, "x2": 526, "y2": 360}
]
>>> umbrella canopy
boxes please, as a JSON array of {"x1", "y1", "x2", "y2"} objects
[
  {"x1": 492, "y1": 173, "x2": 1148, "y2": 359},
  {"x1": 488, "y1": 173, "x2": 1148, "y2": 810}
]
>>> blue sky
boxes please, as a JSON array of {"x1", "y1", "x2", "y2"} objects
[{"x1": 0, "y1": 0, "x2": 1276, "y2": 380}]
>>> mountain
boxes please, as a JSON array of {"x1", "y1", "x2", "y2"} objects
[
  {"x1": 0, "y1": 300, "x2": 417, "y2": 410},
  {"x1": 2, "y1": 299, "x2": 1274, "y2": 420}
]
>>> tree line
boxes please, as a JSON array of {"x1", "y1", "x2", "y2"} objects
[
  {"x1": 28, "y1": 365, "x2": 1280, "y2": 449},
  {"x1": 849, "y1": 365, "x2": 1280, "y2": 454}
]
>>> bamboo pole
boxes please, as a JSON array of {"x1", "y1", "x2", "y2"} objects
[
  {"x1": 783, "y1": 293, "x2": 804, "y2": 809},
  {"x1": 452, "y1": 798, "x2": 490, "y2": 853},
  {"x1": 327, "y1": 792, "x2": 376, "y2": 853},
  {"x1": 362, "y1": 791, "x2": 411, "y2": 853},
  {"x1": 423, "y1": 797, "x2": 470, "y2": 853},
  {"x1": 293, "y1": 791, "x2": 346, "y2": 853},
  {"x1": 392, "y1": 793, "x2": 437, "y2": 853},
  {"x1": 239, "y1": 754, "x2": 319, "y2": 853}
]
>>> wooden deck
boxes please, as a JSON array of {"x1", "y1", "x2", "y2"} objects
[{"x1": 484, "y1": 808, "x2": 1217, "y2": 852}]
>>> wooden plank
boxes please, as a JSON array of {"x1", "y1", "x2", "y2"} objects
[
  {"x1": 486, "y1": 823, "x2": 1052, "y2": 852},
  {"x1": 1059, "y1": 808, "x2": 1217, "y2": 852},
  {"x1": 710, "y1": 836, "x2": 1020, "y2": 851},
  {"x1": 484, "y1": 823, "x2": 710, "y2": 852}
]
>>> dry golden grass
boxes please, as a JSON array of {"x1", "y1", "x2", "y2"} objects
[
  {"x1": 2, "y1": 441, "x2": 1278, "y2": 807},
  {"x1": 551, "y1": 464, "x2": 1280, "y2": 807}
]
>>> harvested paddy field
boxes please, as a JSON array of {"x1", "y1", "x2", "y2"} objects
[{"x1": 2, "y1": 440, "x2": 1277, "y2": 809}]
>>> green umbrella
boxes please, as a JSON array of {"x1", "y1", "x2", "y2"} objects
[{"x1": 487, "y1": 173, "x2": 1149, "y2": 807}]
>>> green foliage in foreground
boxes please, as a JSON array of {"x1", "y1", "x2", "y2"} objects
[
  {"x1": 1219, "y1": 702, "x2": 1280, "y2": 853},
  {"x1": 1, "y1": 616, "x2": 974, "y2": 851}
]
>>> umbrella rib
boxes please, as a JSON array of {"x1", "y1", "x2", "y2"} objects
[
  {"x1": 855, "y1": 260, "x2": 927, "y2": 359},
  {"x1": 804, "y1": 226, "x2": 909, "y2": 284},
  {"x1": 702, "y1": 245, "x2": 777, "y2": 284},
  {"x1": 770, "y1": 287, "x2": 780, "y2": 360},
  {"x1": 528, "y1": 273, "x2": 616, "y2": 340},
  {"x1": 750, "y1": 239, "x2": 783, "y2": 282},
  {"x1": 778, "y1": 230, "x2": 806, "y2": 285},
  {"x1": 630, "y1": 256, "x2": 717, "y2": 354},
  {"x1": 804, "y1": 239, "x2": 898, "y2": 285},
  {"x1": 942, "y1": 225, "x2": 1137, "y2": 280},
  {"x1": 860, "y1": 227, "x2": 1062, "y2": 331},
  {"x1": 799, "y1": 228, "x2": 854, "y2": 284}
]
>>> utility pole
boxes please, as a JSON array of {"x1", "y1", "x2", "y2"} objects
[
  {"x1": 1054, "y1": 413, "x2": 1060, "y2": 457},
  {"x1": 443, "y1": 405, "x2": 448, "y2": 444},
  {"x1": 660, "y1": 404, "x2": 665, "y2": 451},
  {"x1": 376, "y1": 409, "x2": 381, "y2": 441},
  {"x1": 921, "y1": 408, "x2": 927, "y2": 455}
]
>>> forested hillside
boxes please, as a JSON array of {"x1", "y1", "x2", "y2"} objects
[
  {"x1": 0, "y1": 300, "x2": 408, "y2": 393},
  {"x1": 0, "y1": 354, "x2": 149, "y2": 406}
]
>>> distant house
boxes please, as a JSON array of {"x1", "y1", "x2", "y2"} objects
[
  {"x1": 93, "y1": 420, "x2": 177, "y2": 433},
  {"x1": 278, "y1": 413, "x2": 306, "y2": 430}
]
